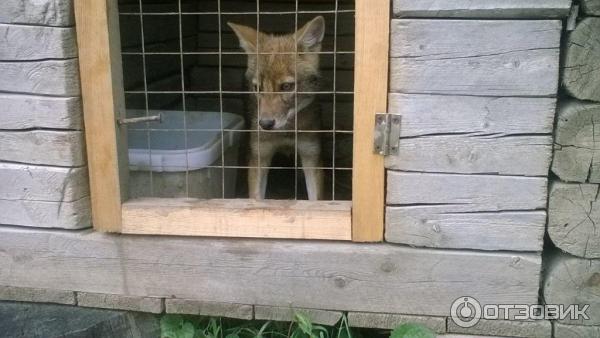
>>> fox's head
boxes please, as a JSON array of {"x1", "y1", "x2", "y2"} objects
[{"x1": 228, "y1": 16, "x2": 325, "y2": 130}]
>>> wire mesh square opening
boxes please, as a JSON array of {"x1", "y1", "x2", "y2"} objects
[{"x1": 118, "y1": 0, "x2": 355, "y2": 202}]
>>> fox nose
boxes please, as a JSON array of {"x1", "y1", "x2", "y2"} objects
[{"x1": 259, "y1": 119, "x2": 276, "y2": 130}]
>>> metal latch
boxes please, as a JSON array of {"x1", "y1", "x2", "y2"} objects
[
  {"x1": 373, "y1": 113, "x2": 401, "y2": 156},
  {"x1": 118, "y1": 114, "x2": 162, "y2": 125}
]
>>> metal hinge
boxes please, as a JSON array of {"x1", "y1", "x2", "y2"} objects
[{"x1": 373, "y1": 113, "x2": 401, "y2": 156}]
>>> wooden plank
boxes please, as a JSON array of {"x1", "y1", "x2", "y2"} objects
[
  {"x1": 351, "y1": 0, "x2": 389, "y2": 242},
  {"x1": 563, "y1": 18, "x2": 600, "y2": 102},
  {"x1": 0, "y1": 0, "x2": 74, "y2": 26},
  {"x1": 388, "y1": 94, "x2": 556, "y2": 137},
  {"x1": 393, "y1": 0, "x2": 572, "y2": 18},
  {"x1": 386, "y1": 135, "x2": 552, "y2": 176},
  {"x1": 0, "y1": 286, "x2": 75, "y2": 305},
  {"x1": 122, "y1": 198, "x2": 352, "y2": 240},
  {"x1": 0, "y1": 197, "x2": 91, "y2": 229},
  {"x1": 554, "y1": 323, "x2": 600, "y2": 338},
  {"x1": 391, "y1": 20, "x2": 561, "y2": 59},
  {"x1": 447, "y1": 319, "x2": 552, "y2": 338},
  {"x1": 75, "y1": 0, "x2": 126, "y2": 232},
  {"x1": 0, "y1": 24, "x2": 77, "y2": 60},
  {"x1": 0, "y1": 131, "x2": 85, "y2": 166},
  {"x1": 0, "y1": 163, "x2": 88, "y2": 202},
  {"x1": 166, "y1": 299, "x2": 253, "y2": 320},
  {"x1": 548, "y1": 182, "x2": 600, "y2": 258},
  {"x1": 77, "y1": 292, "x2": 164, "y2": 314},
  {"x1": 386, "y1": 207, "x2": 546, "y2": 251},
  {"x1": 254, "y1": 306, "x2": 343, "y2": 326},
  {"x1": 552, "y1": 100, "x2": 600, "y2": 183},
  {"x1": 347, "y1": 312, "x2": 446, "y2": 332},
  {"x1": 0, "y1": 94, "x2": 82, "y2": 130},
  {"x1": 390, "y1": 20, "x2": 561, "y2": 97},
  {"x1": 387, "y1": 172, "x2": 547, "y2": 211},
  {"x1": 0, "y1": 227, "x2": 542, "y2": 317},
  {"x1": 0, "y1": 59, "x2": 80, "y2": 96},
  {"x1": 543, "y1": 252, "x2": 600, "y2": 325}
]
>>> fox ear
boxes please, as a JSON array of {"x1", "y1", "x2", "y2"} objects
[
  {"x1": 228, "y1": 22, "x2": 258, "y2": 53},
  {"x1": 295, "y1": 16, "x2": 325, "y2": 51}
]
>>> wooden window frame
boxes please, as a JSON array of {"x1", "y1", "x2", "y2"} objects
[{"x1": 74, "y1": 0, "x2": 389, "y2": 242}]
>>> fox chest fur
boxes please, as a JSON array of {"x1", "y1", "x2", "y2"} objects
[{"x1": 229, "y1": 16, "x2": 326, "y2": 200}]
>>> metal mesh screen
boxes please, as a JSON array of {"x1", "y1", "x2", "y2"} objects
[{"x1": 118, "y1": 0, "x2": 355, "y2": 201}]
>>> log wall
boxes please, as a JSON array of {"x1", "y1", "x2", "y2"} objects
[{"x1": 0, "y1": 0, "x2": 90, "y2": 229}]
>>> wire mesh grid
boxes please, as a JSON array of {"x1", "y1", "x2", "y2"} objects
[{"x1": 120, "y1": 0, "x2": 355, "y2": 201}]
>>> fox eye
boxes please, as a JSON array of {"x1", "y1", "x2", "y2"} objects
[{"x1": 280, "y1": 82, "x2": 295, "y2": 92}]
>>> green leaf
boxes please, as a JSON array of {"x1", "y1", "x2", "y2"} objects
[
  {"x1": 294, "y1": 312, "x2": 313, "y2": 335},
  {"x1": 180, "y1": 322, "x2": 195, "y2": 338},
  {"x1": 390, "y1": 324, "x2": 435, "y2": 338}
]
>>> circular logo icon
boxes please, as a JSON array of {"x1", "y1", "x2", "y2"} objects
[{"x1": 450, "y1": 296, "x2": 482, "y2": 328}]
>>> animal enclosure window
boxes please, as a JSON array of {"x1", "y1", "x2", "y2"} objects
[{"x1": 118, "y1": 0, "x2": 355, "y2": 201}]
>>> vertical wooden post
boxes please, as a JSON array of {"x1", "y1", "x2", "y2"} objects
[
  {"x1": 74, "y1": 0, "x2": 126, "y2": 232},
  {"x1": 352, "y1": 0, "x2": 390, "y2": 241}
]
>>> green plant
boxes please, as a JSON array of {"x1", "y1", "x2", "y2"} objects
[
  {"x1": 390, "y1": 324, "x2": 435, "y2": 338},
  {"x1": 159, "y1": 312, "x2": 433, "y2": 338}
]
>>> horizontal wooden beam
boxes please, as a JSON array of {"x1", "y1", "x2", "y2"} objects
[
  {"x1": 0, "y1": 24, "x2": 77, "y2": 61},
  {"x1": 387, "y1": 172, "x2": 547, "y2": 211},
  {"x1": 393, "y1": 0, "x2": 572, "y2": 18},
  {"x1": 0, "y1": 227, "x2": 542, "y2": 317},
  {"x1": 0, "y1": 94, "x2": 82, "y2": 130},
  {"x1": 0, "y1": 0, "x2": 74, "y2": 26},
  {"x1": 389, "y1": 19, "x2": 561, "y2": 97},
  {"x1": 0, "y1": 131, "x2": 85, "y2": 167},
  {"x1": 122, "y1": 198, "x2": 352, "y2": 240}
]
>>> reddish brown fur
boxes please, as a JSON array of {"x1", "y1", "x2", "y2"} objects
[{"x1": 229, "y1": 16, "x2": 325, "y2": 200}]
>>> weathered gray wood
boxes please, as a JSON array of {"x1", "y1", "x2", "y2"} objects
[
  {"x1": 582, "y1": 0, "x2": 600, "y2": 16},
  {"x1": 0, "y1": 163, "x2": 88, "y2": 202},
  {"x1": 386, "y1": 207, "x2": 545, "y2": 251},
  {"x1": 0, "y1": 0, "x2": 74, "y2": 26},
  {"x1": 386, "y1": 135, "x2": 552, "y2": 176},
  {"x1": 77, "y1": 292, "x2": 164, "y2": 314},
  {"x1": 543, "y1": 252, "x2": 600, "y2": 325},
  {"x1": 0, "y1": 94, "x2": 82, "y2": 130},
  {"x1": 0, "y1": 197, "x2": 91, "y2": 229},
  {"x1": 554, "y1": 323, "x2": 600, "y2": 338},
  {"x1": 390, "y1": 20, "x2": 561, "y2": 97},
  {"x1": 552, "y1": 100, "x2": 600, "y2": 183},
  {"x1": 255, "y1": 306, "x2": 343, "y2": 326},
  {"x1": 0, "y1": 286, "x2": 75, "y2": 305},
  {"x1": 0, "y1": 59, "x2": 80, "y2": 96},
  {"x1": 388, "y1": 94, "x2": 556, "y2": 137},
  {"x1": 0, "y1": 24, "x2": 77, "y2": 60},
  {"x1": 347, "y1": 312, "x2": 445, "y2": 332},
  {"x1": 166, "y1": 299, "x2": 253, "y2": 320},
  {"x1": 391, "y1": 20, "x2": 561, "y2": 59},
  {"x1": 0, "y1": 131, "x2": 85, "y2": 166},
  {"x1": 393, "y1": 0, "x2": 572, "y2": 18},
  {"x1": 0, "y1": 227, "x2": 542, "y2": 317},
  {"x1": 447, "y1": 319, "x2": 552, "y2": 338},
  {"x1": 548, "y1": 182, "x2": 600, "y2": 258},
  {"x1": 387, "y1": 172, "x2": 547, "y2": 211},
  {"x1": 564, "y1": 18, "x2": 600, "y2": 102}
]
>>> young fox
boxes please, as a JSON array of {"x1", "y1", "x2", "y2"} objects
[{"x1": 228, "y1": 16, "x2": 325, "y2": 200}]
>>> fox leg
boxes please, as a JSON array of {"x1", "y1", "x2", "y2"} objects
[
  {"x1": 298, "y1": 141, "x2": 323, "y2": 201},
  {"x1": 248, "y1": 140, "x2": 274, "y2": 200}
]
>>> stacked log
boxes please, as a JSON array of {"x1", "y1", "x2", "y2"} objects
[{"x1": 546, "y1": 6, "x2": 600, "y2": 334}]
